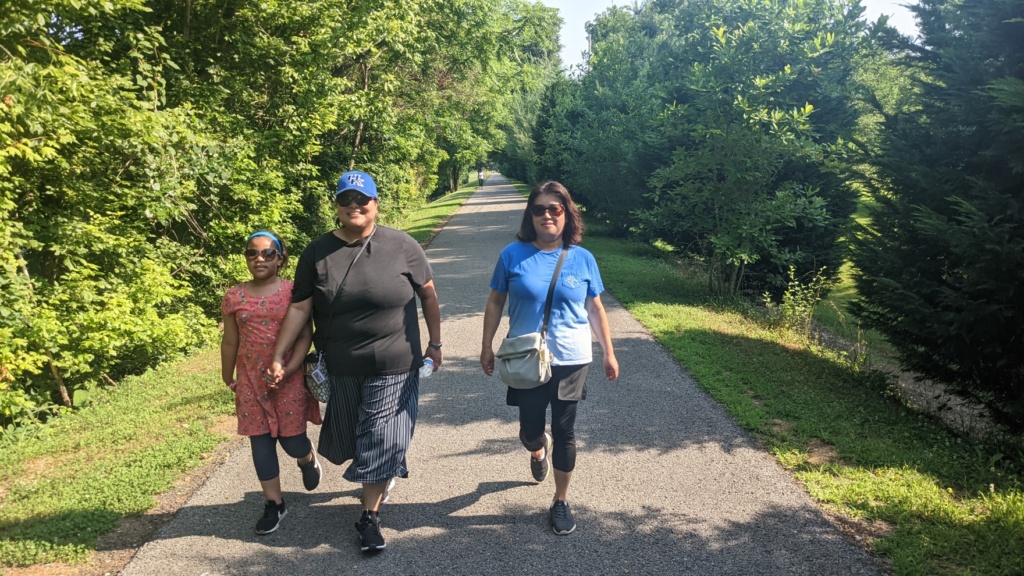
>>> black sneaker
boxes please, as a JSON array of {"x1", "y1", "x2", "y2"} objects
[
  {"x1": 298, "y1": 451, "x2": 321, "y2": 491},
  {"x1": 355, "y1": 511, "x2": 386, "y2": 553},
  {"x1": 530, "y1": 432, "x2": 553, "y2": 483},
  {"x1": 255, "y1": 500, "x2": 287, "y2": 535},
  {"x1": 550, "y1": 500, "x2": 576, "y2": 535}
]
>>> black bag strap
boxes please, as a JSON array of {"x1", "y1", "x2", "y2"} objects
[
  {"x1": 540, "y1": 247, "x2": 568, "y2": 336},
  {"x1": 316, "y1": 225, "x2": 376, "y2": 349}
]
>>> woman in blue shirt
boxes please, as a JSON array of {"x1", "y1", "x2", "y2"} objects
[{"x1": 481, "y1": 180, "x2": 619, "y2": 535}]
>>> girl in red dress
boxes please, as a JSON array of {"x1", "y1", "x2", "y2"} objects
[{"x1": 221, "y1": 230, "x2": 323, "y2": 535}]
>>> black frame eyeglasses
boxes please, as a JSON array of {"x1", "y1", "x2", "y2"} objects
[
  {"x1": 530, "y1": 203, "x2": 565, "y2": 217},
  {"x1": 244, "y1": 248, "x2": 281, "y2": 260},
  {"x1": 335, "y1": 192, "x2": 374, "y2": 207}
]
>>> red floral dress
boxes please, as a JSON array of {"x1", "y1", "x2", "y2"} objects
[{"x1": 221, "y1": 279, "x2": 322, "y2": 437}]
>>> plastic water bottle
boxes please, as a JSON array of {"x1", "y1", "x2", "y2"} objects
[{"x1": 419, "y1": 358, "x2": 434, "y2": 379}]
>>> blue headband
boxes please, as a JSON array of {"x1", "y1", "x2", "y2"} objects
[{"x1": 247, "y1": 232, "x2": 282, "y2": 252}]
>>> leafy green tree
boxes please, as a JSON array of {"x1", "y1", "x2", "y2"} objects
[
  {"x1": 558, "y1": 5, "x2": 671, "y2": 233},
  {"x1": 851, "y1": 0, "x2": 1024, "y2": 430},
  {"x1": 489, "y1": 1, "x2": 563, "y2": 184},
  {"x1": 1, "y1": 0, "x2": 568, "y2": 431},
  {"x1": 532, "y1": 0, "x2": 863, "y2": 292},
  {"x1": 1, "y1": 0, "x2": 216, "y2": 417},
  {"x1": 533, "y1": 76, "x2": 586, "y2": 183},
  {"x1": 642, "y1": 0, "x2": 863, "y2": 294}
]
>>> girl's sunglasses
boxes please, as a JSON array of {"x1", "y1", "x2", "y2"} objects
[
  {"x1": 530, "y1": 203, "x2": 565, "y2": 217},
  {"x1": 335, "y1": 192, "x2": 373, "y2": 207},
  {"x1": 245, "y1": 248, "x2": 281, "y2": 260}
]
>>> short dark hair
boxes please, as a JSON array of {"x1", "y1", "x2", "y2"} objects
[
  {"x1": 516, "y1": 181, "x2": 584, "y2": 247},
  {"x1": 246, "y1": 229, "x2": 289, "y2": 270}
]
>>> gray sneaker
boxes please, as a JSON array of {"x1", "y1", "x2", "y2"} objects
[
  {"x1": 530, "y1": 432, "x2": 553, "y2": 483},
  {"x1": 550, "y1": 499, "x2": 576, "y2": 535}
]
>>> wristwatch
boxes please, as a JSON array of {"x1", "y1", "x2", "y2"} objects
[{"x1": 427, "y1": 341, "x2": 443, "y2": 349}]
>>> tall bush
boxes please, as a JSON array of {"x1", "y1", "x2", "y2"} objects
[
  {"x1": 852, "y1": 0, "x2": 1024, "y2": 430},
  {"x1": 1, "y1": 0, "x2": 559, "y2": 429},
  {"x1": 531, "y1": 0, "x2": 863, "y2": 292},
  {"x1": 1, "y1": 0, "x2": 220, "y2": 417}
]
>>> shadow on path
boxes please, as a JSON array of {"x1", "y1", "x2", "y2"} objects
[{"x1": 117, "y1": 174, "x2": 881, "y2": 576}]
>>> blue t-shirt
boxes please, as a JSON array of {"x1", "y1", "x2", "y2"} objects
[{"x1": 490, "y1": 242, "x2": 604, "y2": 365}]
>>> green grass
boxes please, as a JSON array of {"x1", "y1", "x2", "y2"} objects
[
  {"x1": 812, "y1": 261, "x2": 894, "y2": 356},
  {"x1": 0, "y1": 350, "x2": 233, "y2": 566},
  {"x1": 587, "y1": 231, "x2": 1024, "y2": 576},
  {"x1": 8, "y1": 178, "x2": 1022, "y2": 574},
  {"x1": 812, "y1": 195, "x2": 894, "y2": 357},
  {"x1": 394, "y1": 184, "x2": 479, "y2": 244},
  {"x1": 0, "y1": 186, "x2": 478, "y2": 570},
  {"x1": 510, "y1": 182, "x2": 530, "y2": 196}
]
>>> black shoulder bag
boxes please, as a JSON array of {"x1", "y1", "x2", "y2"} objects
[{"x1": 304, "y1": 226, "x2": 376, "y2": 402}]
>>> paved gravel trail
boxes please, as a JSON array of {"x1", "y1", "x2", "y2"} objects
[{"x1": 122, "y1": 176, "x2": 880, "y2": 575}]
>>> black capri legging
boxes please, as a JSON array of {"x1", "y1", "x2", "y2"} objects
[
  {"x1": 250, "y1": 433, "x2": 313, "y2": 481},
  {"x1": 516, "y1": 364, "x2": 588, "y2": 473}
]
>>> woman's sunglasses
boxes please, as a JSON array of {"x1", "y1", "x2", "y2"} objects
[
  {"x1": 335, "y1": 192, "x2": 374, "y2": 207},
  {"x1": 530, "y1": 203, "x2": 565, "y2": 217},
  {"x1": 245, "y1": 248, "x2": 281, "y2": 260}
]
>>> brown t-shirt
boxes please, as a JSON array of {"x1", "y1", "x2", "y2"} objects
[{"x1": 292, "y1": 226, "x2": 432, "y2": 377}]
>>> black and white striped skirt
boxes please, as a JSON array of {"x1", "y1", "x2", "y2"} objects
[{"x1": 317, "y1": 371, "x2": 419, "y2": 484}]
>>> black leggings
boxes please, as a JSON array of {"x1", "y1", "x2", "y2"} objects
[
  {"x1": 250, "y1": 433, "x2": 313, "y2": 481},
  {"x1": 516, "y1": 364, "x2": 585, "y2": 473}
]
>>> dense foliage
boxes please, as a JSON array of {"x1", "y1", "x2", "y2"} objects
[
  {"x1": 851, "y1": 0, "x2": 1024, "y2": 431},
  {"x1": 527, "y1": 0, "x2": 864, "y2": 296},
  {"x1": 6, "y1": 0, "x2": 1022, "y2": 437},
  {"x1": 0, "y1": 0, "x2": 559, "y2": 428}
]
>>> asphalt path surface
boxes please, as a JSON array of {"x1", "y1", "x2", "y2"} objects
[{"x1": 122, "y1": 176, "x2": 880, "y2": 575}]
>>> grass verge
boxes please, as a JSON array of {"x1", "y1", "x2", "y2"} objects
[
  {"x1": 0, "y1": 183, "x2": 481, "y2": 571},
  {"x1": 586, "y1": 230, "x2": 1024, "y2": 576},
  {"x1": 395, "y1": 185, "x2": 478, "y2": 244},
  {"x1": 813, "y1": 261, "x2": 894, "y2": 357},
  {"x1": 0, "y1": 349, "x2": 233, "y2": 567}
]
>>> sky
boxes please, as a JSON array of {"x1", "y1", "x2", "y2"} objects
[{"x1": 540, "y1": 0, "x2": 921, "y2": 70}]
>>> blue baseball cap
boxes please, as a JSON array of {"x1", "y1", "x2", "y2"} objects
[{"x1": 336, "y1": 170, "x2": 378, "y2": 199}]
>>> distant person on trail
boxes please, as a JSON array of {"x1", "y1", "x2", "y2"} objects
[
  {"x1": 267, "y1": 170, "x2": 442, "y2": 554},
  {"x1": 480, "y1": 180, "x2": 619, "y2": 535},
  {"x1": 478, "y1": 169, "x2": 485, "y2": 187},
  {"x1": 220, "y1": 229, "x2": 323, "y2": 536}
]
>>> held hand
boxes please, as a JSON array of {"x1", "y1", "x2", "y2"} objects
[
  {"x1": 265, "y1": 361, "x2": 286, "y2": 387},
  {"x1": 480, "y1": 349, "x2": 495, "y2": 376},
  {"x1": 604, "y1": 353, "x2": 620, "y2": 381},
  {"x1": 227, "y1": 380, "x2": 238, "y2": 391},
  {"x1": 424, "y1": 347, "x2": 443, "y2": 371}
]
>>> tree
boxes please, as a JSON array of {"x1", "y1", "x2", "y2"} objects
[
  {"x1": 1, "y1": 0, "x2": 556, "y2": 430},
  {"x1": 532, "y1": 0, "x2": 864, "y2": 291},
  {"x1": 1, "y1": 0, "x2": 217, "y2": 416},
  {"x1": 851, "y1": 0, "x2": 1024, "y2": 430},
  {"x1": 486, "y1": 0, "x2": 563, "y2": 185}
]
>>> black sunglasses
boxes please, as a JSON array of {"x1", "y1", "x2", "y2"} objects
[
  {"x1": 244, "y1": 248, "x2": 281, "y2": 260},
  {"x1": 335, "y1": 192, "x2": 373, "y2": 207},
  {"x1": 530, "y1": 203, "x2": 565, "y2": 217}
]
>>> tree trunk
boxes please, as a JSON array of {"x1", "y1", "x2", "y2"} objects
[
  {"x1": 19, "y1": 253, "x2": 73, "y2": 408},
  {"x1": 184, "y1": 0, "x2": 191, "y2": 40},
  {"x1": 350, "y1": 63, "x2": 371, "y2": 169},
  {"x1": 48, "y1": 352, "x2": 73, "y2": 408}
]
